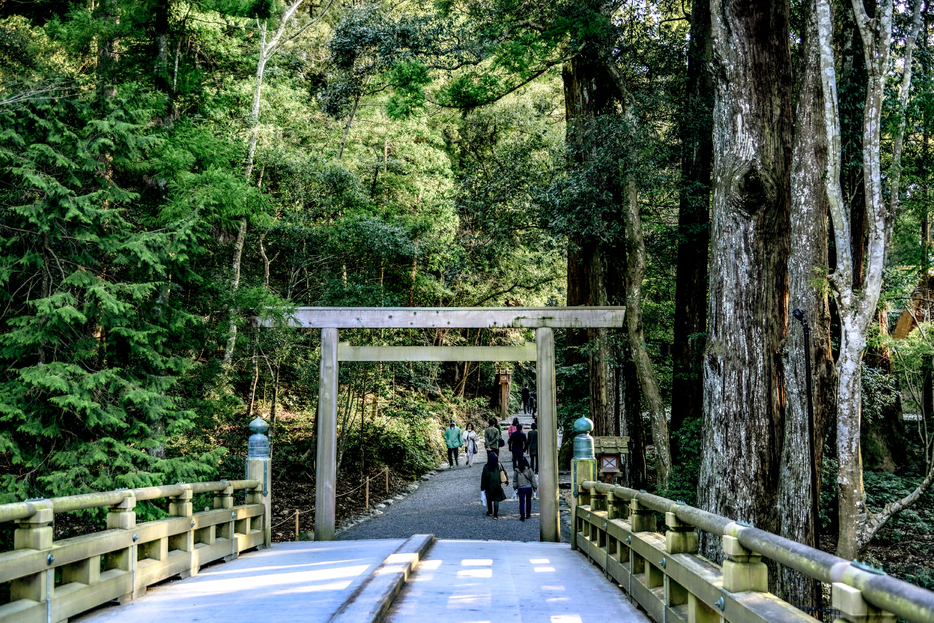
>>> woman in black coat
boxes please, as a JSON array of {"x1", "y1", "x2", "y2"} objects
[{"x1": 480, "y1": 451, "x2": 508, "y2": 519}]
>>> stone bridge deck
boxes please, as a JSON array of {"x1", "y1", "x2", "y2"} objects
[{"x1": 74, "y1": 537, "x2": 649, "y2": 623}]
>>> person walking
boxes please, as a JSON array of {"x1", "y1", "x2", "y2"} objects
[
  {"x1": 480, "y1": 451, "x2": 508, "y2": 519},
  {"x1": 444, "y1": 420, "x2": 463, "y2": 468},
  {"x1": 463, "y1": 423, "x2": 479, "y2": 467},
  {"x1": 514, "y1": 456, "x2": 537, "y2": 521},
  {"x1": 507, "y1": 417, "x2": 519, "y2": 439},
  {"x1": 483, "y1": 417, "x2": 502, "y2": 453},
  {"x1": 527, "y1": 422, "x2": 539, "y2": 474},
  {"x1": 508, "y1": 423, "x2": 527, "y2": 469},
  {"x1": 522, "y1": 383, "x2": 531, "y2": 414}
]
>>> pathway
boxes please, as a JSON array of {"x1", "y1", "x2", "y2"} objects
[{"x1": 337, "y1": 413, "x2": 546, "y2": 542}]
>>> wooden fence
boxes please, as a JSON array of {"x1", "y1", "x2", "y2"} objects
[
  {"x1": 0, "y1": 479, "x2": 266, "y2": 623},
  {"x1": 573, "y1": 480, "x2": 934, "y2": 623}
]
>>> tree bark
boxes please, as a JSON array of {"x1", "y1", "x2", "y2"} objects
[
  {"x1": 777, "y1": 0, "x2": 836, "y2": 606},
  {"x1": 700, "y1": 0, "x2": 793, "y2": 553},
  {"x1": 625, "y1": 181, "x2": 671, "y2": 487},
  {"x1": 671, "y1": 0, "x2": 713, "y2": 453},
  {"x1": 563, "y1": 53, "x2": 620, "y2": 438}
]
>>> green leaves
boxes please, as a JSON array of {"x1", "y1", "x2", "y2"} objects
[{"x1": 387, "y1": 61, "x2": 431, "y2": 119}]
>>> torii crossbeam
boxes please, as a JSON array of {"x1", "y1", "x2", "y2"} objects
[{"x1": 263, "y1": 307, "x2": 626, "y2": 542}]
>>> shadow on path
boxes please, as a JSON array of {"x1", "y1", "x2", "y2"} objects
[{"x1": 337, "y1": 416, "x2": 543, "y2": 542}]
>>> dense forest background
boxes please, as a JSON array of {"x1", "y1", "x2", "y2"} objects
[{"x1": 1, "y1": 0, "x2": 934, "y2": 605}]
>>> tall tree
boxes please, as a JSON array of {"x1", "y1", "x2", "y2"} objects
[
  {"x1": 817, "y1": 0, "x2": 934, "y2": 558},
  {"x1": 699, "y1": 0, "x2": 793, "y2": 546},
  {"x1": 777, "y1": 0, "x2": 836, "y2": 606},
  {"x1": 670, "y1": 0, "x2": 712, "y2": 454}
]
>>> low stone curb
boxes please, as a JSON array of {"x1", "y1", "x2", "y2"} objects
[{"x1": 329, "y1": 533, "x2": 435, "y2": 623}]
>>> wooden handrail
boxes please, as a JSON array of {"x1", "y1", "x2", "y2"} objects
[
  {"x1": 577, "y1": 480, "x2": 934, "y2": 623},
  {"x1": 0, "y1": 476, "x2": 267, "y2": 623},
  {"x1": 0, "y1": 480, "x2": 260, "y2": 523}
]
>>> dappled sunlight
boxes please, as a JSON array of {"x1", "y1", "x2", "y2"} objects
[
  {"x1": 534, "y1": 566, "x2": 556, "y2": 572},
  {"x1": 456, "y1": 567, "x2": 493, "y2": 578},
  {"x1": 460, "y1": 559, "x2": 493, "y2": 566},
  {"x1": 447, "y1": 592, "x2": 493, "y2": 609},
  {"x1": 269, "y1": 580, "x2": 355, "y2": 594},
  {"x1": 202, "y1": 558, "x2": 368, "y2": 576},
  {"x1": 176, "y1": 564, "x2": 371, "y2": 595}
]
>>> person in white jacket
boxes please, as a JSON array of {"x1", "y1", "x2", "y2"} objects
[{"x1": 463, "y1": 423, "x2": 479, "y2": 467}]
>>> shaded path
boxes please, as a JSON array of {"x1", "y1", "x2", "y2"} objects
[{"x1": 337, "y1": 414, "x2": 549, "y2": 542}]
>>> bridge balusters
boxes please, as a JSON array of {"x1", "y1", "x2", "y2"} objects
[
  {"x1": 722, "y1": 533, "x2": 768, "y2": 593},
  {"x1": 169, "y1": 484, "x2": 197, "y2": 578},
  {"x1": 664, "y1": 511, "x2": 697, "y2": 555},
  {"x1": 106, "y1": 492, "x2": 137, "y2": 602},
  {"x1": 832, "y1": 583, "x2": 895, "y2": 623},
  {"x1": 629, "y1": 498, "x2": 656, "y2": 533},
  {"x1": 11, "y1": 499, "x2": 53, "y2": 604}
]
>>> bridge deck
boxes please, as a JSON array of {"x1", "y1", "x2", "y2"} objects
[{"x1": 73, "y1": 539, "x2": 649, "y2": 623}]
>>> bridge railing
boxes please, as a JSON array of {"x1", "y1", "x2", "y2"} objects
[
  {"x1": 0, "y1": 418, "x2": 272, "y2": 623},
  {"x1": 573, "y1": 480, "x2": 934, "y2": 623}
]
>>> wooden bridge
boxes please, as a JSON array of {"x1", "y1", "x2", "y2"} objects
[
  {"x1": 2, "y1": 427, "x2": 934, "y2": 623},
  {"x1": 2, "y1": 308, "x2": 934, "y2": 623}
]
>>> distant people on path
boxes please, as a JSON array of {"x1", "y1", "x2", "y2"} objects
[
  {"x1": 530, "y1": 390, "x2": 536, "y2": 415},
  {"x1": 484, "y1": 417, "x2": 502, "y2": 452},
  {"x1": 508, "y1": 423, "x2": 528, "y2": 469},
  {"x1": 514, "y1": 456, "x2": 537, "y2": 521},
  {"x1": 463, "y1": 423, "x2": 478, "y2": 467},
  {"x1": 527, "y1": 422, "x2": 539, "y2": 474},
  {"x1": 480, "y1": 451, "x2": 508, "y2": 519},
  {"x1": 444, "y1": 420, "x2": 463, "y2": 468},
  {"x1": 508, "y1": 417, "x2": 519, "y2": 438},
  {"x1": 522, "y1": 384, "x2": 531, "y2": 413}
]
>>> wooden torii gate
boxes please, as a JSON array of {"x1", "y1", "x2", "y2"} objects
[{"x1": 268, "y1": 307, "x2": 626, "y2": 543}]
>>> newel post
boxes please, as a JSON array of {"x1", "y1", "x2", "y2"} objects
[
  {"x1": 570, "y1": 415, "x2": 596, "y2": 552},
  {"x1": 722, "y1": 525, "x2": 767, "y2": 593},
  {"x1": 11, "y1": 499, "x2": 53, "y2": 604},
  {"x1": 246, "y1": 416, "x2": 272, "y2": 548}
]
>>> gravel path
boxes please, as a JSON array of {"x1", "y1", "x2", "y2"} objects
[{"x1": 337, "y1": 415, "x2": 562, "y2": 542}]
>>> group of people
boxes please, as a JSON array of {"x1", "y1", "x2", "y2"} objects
[{"x1": 443, "y1": 416, "x2": 540, "y2": 521}]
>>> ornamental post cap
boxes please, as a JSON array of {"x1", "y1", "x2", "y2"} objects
[
  {"x1": 573, "y1": 416, "x2": 594, "y2": 435},
  {"x1": 248, "y1": 417, "x2": 270, "y2": 458},
  {"x1": 249, "y1": 417, "x2": 269, "y2": 435}
]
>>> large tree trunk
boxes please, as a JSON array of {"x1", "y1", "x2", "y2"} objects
[
  {"x1": 563, "y1": 54, "x2": 619, "y2": 437},
  {"x1": 606, "y1": 225, "x2": 645, "y2": 486},
  {"x1": 699, "y1": 0, "x2": 793, "y2": 553},
  {"x1": 777, "y1": 0, "x2": 836, "y2": 606},
  {"x1": 671, "y1": 0, "x2": 713, "y2": 454},
  {"x1": 625, "y1": 182, "x2": 671, "y2": 487}
]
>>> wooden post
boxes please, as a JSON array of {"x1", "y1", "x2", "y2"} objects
[
  {"x1": 295, "y1": 509, "x2": 299, "y2": 541},
  {"x1": 365, "y1": 477, "x2": 370, "y2": 508},
  {"x1": 385, "y1": 467, "x2": 389, "y2": 493},
  {"x1": 246, "y1": 417, "x2": 272, "y2": 548},
  {"x1": 537, "y1": 327, "x2": 560, "y2": 542},
  {"x1": 11, "y1": 500, "x2": 53, "y2": 604},
  {"x1": 316, "y1": 327, "x2": 339, "y2": 541}
]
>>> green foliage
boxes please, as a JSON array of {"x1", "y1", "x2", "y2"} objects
[
  {"x1": 860, "y1": 364, "x2": 900, "y2": 423},
  {"x1": 0, "y1": 84, "x2": 223, "y2": 501},
  {"x1": 387, "y1": 61, "x2": 431, "y2": 119},
  {"x1": 658, "y1": 418, "x2": 702, "y2": 506},
  {"x1": 864, "y1": 471, "x2": 934, "y2": 544}
]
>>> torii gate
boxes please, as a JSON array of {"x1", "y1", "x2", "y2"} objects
[{"x1": 269, "y1": 307, "x2": 626, "y2": 543}]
